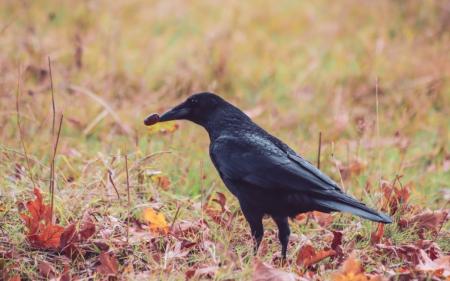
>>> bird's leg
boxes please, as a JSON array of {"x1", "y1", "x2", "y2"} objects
[
  {"x1": 273, "y1": 216, "x2": 290, "y2": 259},
  {"x1": 241, "y1": 205, "x2": 264, "y2": 255}
]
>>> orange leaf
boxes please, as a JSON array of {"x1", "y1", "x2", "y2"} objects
[
  {"x1": 142, "y1": 208, "x2": 169, "y2": 234},
  {"x1": 331, "y1": 255, "x2": 368, "y2": 281},
  {"x1": 296, "y1": 244, "x2": 336, "y2": 267}
]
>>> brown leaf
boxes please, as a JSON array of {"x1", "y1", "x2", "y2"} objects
[
  {"x1": 402, "y1": 210, "x2": 448, "y2": 234},
  {"x1": 370, "y1": 223, "x2": 385, "y2": 245},
  {"x1": 60, "y1": 224, "x2": 77, "y2": 250},
  {"x1": 79, "y1": 217, "x2": 96, "y2": 241},
  {"x1": 20, "y1": 188, "x2": 65, "y2": 249},
  {"x1": 97, "y1": 252, "x2": 119, "y2": 276},
  {"x1": 185, "y1": 266, "x2": 218, "y2": 280},
  {"x1": 331, "y1": 230, "x2": 343, "y2": 251},
  {"x1": 38, "y1": 261, "x2": 56, "y2": 279},
  {"x1": 252, "y1": 259, "x2": 300, "y2": 281},
  {"x1": 296, "y1": 244, "x2": 336, "y2": 268},
  {"x1": 60, "y1": 223, "x2": 81, "y2": 258},
  {"x1": 381, "y1": 181, "x2": 410, "y2": 215},
  {"x1": 416, "y1": 250, "x2": 450, "y2": 278}
]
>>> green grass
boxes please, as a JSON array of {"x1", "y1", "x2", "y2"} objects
[{"x1": 0, "y1": 0, "x2": 449, "y2": 280}]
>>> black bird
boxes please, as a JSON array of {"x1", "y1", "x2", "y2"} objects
[{"x1": 145, "y1": 92, "x2": 392, "y2": 258}]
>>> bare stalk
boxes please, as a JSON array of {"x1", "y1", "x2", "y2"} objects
[
  {"x1": 317, "y1": 131, "x2": 322, "y2": 169},
  {"x1": 48, "y1": 57, "x2": 56, "y2": 194},
  {"x1": 15, "y1": 65, "x2": 35, "y2": 187},
  {"x1": 50, "y1": 114, "x2": 63, "y2": 221},
  {"x1": 125, "y1": 154, "x2": 131, "y2": 245}
]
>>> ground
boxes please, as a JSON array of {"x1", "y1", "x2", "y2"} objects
[{"x1": 0, "y1": 0, "x2": 449, "y2": 280}]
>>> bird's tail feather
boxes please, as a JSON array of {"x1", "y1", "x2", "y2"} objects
[{"x1": 313, "y1": 192, "x2": 392, "y2": 223}]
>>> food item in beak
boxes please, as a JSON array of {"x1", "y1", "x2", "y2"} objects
[{"x1": 144, "y1": 114, "x2": 160, "y2": 126}]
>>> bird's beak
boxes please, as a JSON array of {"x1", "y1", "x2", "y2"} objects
[{"x1": 158, "y1": 102, "x2": 190, "y2": 122}]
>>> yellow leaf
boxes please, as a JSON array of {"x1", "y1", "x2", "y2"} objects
[
  {"x1": 147, "y1": 121, "x2": 179, "y2": 135},
  {"x1": 142, "y1": 208, "x2": 169, "y2": 234}
]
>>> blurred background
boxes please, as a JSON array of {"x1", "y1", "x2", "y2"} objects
[{"x1": 1, "y1": 0, "x2": 449, "y2": 207}]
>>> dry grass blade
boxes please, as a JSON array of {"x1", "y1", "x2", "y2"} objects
[
  {"x1": 68, "y1": 85, "x2": 132, "y2": 135},
  {"x1": 125, "y1": 154, "x2": 130, "y2": 245},
  {"x1": 50, "y1": 114, "x2": 63, "y2": 221},
  {"x1": 15, "y1": 65, "x2": 35, "y2": 187}
]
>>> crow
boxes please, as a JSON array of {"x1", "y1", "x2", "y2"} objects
[{"x1": 144, "y1": 92, "x2": 392, "y2": 259}]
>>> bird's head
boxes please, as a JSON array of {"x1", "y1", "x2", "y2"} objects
[{"x1": 145, "y1": 92, "x2": 226, "y2": 127}]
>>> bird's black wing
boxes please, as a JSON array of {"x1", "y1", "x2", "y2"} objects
[
  {"x1": 210, "y1": 134, "x2": 341, "y2": 195},
  {"x1": 210, "y1": 134, "x2": 392, "y2": 223}
]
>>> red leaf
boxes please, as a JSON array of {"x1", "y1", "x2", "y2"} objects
[
  {"x1": 370, "y1": 223, "x2": 385, "y2": 244},
  {"x1": 20, "y1": 188, "x2": 64, "y2": 249},
  {"x1": 296, "y1": 244, "x2": 336, "y2": 268}
]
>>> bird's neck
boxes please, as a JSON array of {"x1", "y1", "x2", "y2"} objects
[{"x1": 202, "y1": 107, "x2": 253, "y2": 141}]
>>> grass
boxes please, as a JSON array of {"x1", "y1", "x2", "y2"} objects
[{"x1": 0, "y1": 0, "x2": 449, "y2": 280}]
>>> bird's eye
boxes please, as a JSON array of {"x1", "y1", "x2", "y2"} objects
[{"x1": 189, "y1": 98, "x2": 198, "y2": 105}]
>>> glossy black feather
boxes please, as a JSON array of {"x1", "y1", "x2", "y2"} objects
[{"x1": 154, "y1": 92, "x2": 392, "y2": 258}]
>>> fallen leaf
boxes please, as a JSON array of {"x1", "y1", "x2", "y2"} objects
[
  {"x1": 38, "y1": 261, "x2": 56, "y2": 279},
  {"x1": 416, "y1": 250, "x2": 450, "y2": 277},
  {"x1": 296, "y1": 244, "x2": 336, "y2": 268},
  {"x1": 331, "y1": 230, "x2": 343, "y2": 251},
  {"x1": 331, "y1": 255, "x2": 368, "y2": 281},
  {"x1": 97, "y1": 252, "x2": 119, "y2": 276},
  {"x1": 79, "y1": 216, "x2": 96, "y2": 240},
  {"x1": 370, "y1": 223, "x2": 385, "y2": 245},
  {"x1": 381, "y1": 181, "x2": 410, "y2": 215},
  {"x1": 252, "y1": 259, "x2": 300, "y2": 281},
  {"x1": 312, "y1": 211, "x2": 334, "y2": 227},
  {"x1": 142, "y1": 208, "x2": 169, "y2": 234},
  {"x1": 20, "y1": 188, "x2": 65, "y2": 249},
  {"x1": 185, "y1": 265, "x2": 218, "y2": 280},
  {"x1": 400, "y1": 210, "x2": 448, "y2": 234}
]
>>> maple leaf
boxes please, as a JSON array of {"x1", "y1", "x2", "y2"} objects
[
  {"x1": 142, "y1": 208, "x2": 169, "y2": 234},
  {"x1": 20, "y1": 188, "x2": 65, "y2": 249},
  {"x1": 296, "y1": 244, "x2": 336, "y2": 268}
]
